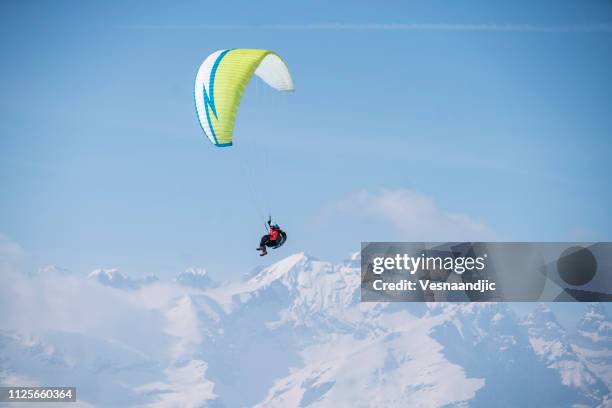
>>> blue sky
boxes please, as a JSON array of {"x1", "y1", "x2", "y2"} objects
[{"x1": 1, "y1": 0, "x2": 611, "y2": 288}]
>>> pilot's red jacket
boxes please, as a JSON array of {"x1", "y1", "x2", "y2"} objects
[{"x1": 269, "y1": 225, "x2": 280, "y2": 241}]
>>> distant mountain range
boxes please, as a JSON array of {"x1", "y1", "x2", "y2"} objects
[{"x1": 1, "y1": 252, "x2": 610, "y2": 407}]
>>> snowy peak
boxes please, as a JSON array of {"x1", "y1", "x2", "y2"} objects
[
  {"x1": 524, "y1": 304, "x2": 575, "y2": 360},
  {"x1": 523, "y1": 304, "x2": 607, "y2": 399},
  {"x1": 438, "y1": 303, "x2": 527, "y2": 350},
  {"x1": 577, "y1": 304, "x2": 611, "y2": 344},
  {"x1": 88, "y1": 268, "x2": 125, "y2": 285},
  {"x1": 88, "y1": 268, "x2": 157, "y2": 289},
  {"x1": 343, "y1": 251, "x2": 361, "y2": 268},
  {"x1": 243, "y1": 252, "x2": 361, "y2": 296},
  {"x1": 243, "y1": 252, "x2": 318, "y2": 289},
  {"x1": 176, "y1": 267, "x2": 217, "y2": 289},
  {"x1": 264, "y1": 252, "x2": 316, "y2": 274},
  {"x1": 205, "y1": 252, "x2": 361, "y2": 328},
  {"x1": 36, "y1": 265, "x2": 69, "y2": 275},
  {"x1": 585, "y1": 303, "x2": 608, "y2": 318},
  {"x1": 571, "y1": 304, "x2": 612, "y2": 391},
  {"x1": 524, "y1": 304, "x2": 565, "y2": 337}
]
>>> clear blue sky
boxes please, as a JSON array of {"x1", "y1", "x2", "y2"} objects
[{"x1": 1, "y1": 0, "x2": 611, "y2": 282}]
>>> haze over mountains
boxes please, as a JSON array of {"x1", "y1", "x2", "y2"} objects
[{"x1": 1, "y1": 252, "x2": 610, "y2": 407}]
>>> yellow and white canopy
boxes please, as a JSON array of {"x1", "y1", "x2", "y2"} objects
[{"x1": 194, "y1": 49, "x2": 294, "y2": 147}]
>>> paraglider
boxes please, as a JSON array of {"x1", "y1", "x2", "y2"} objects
[
  {"x1": 257, "y1": 217, "x2": 287, "y2": 256},
  {"x1": 194, "y1": 48, "x2": 293, "y2": 253}
]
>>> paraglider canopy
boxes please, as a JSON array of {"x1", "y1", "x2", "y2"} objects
[{"x1": 194, "y1": 49, "x2": 294, "y2": 147}]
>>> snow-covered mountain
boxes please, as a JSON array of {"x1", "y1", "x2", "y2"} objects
[
  {"x1": 522, "y1": 305, "x2": 608, "y2": 406},
  {"x1": 1, "y1": 253, "x2": 610, "y2": 407},
  {"x1": 176, "y1": 267, "x2": 218, "y2": 289},
  {"x1": 88, "y1": 268, "x2": 158, "y2": 289},
  {"x1": 36, "y1": 265, "x2": 70, "y2": 275},
  {"x1": 572, "y1": 304, "x2": 612, "y2": 393}
]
